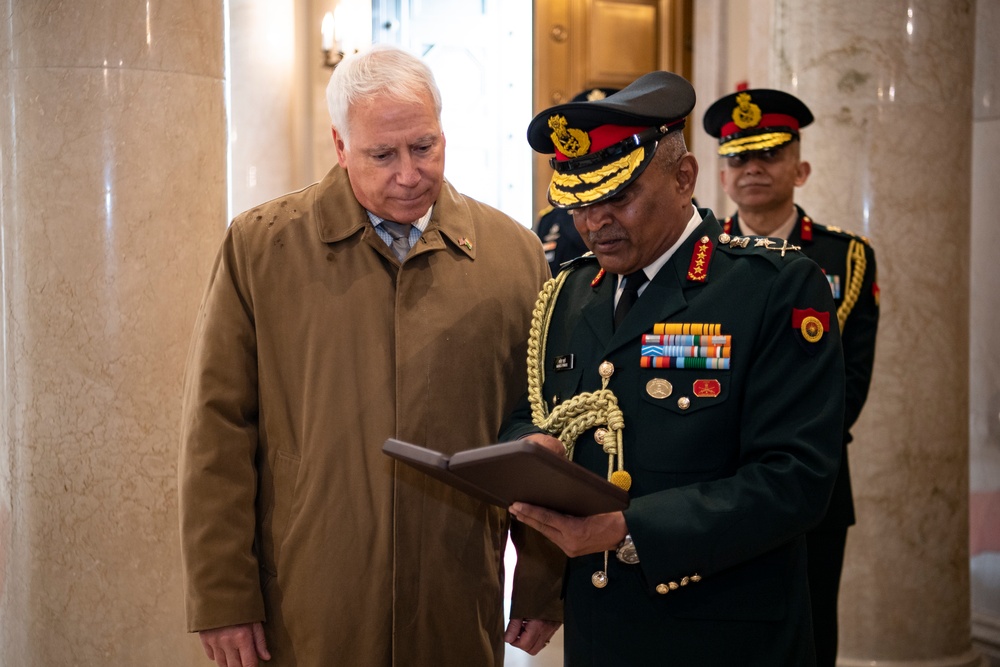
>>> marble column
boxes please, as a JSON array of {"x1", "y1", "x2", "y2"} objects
[
  {"x1": 0, "y1": 1, "x2": 227, "y2": 665},
  {"x1": 769, "y1": 1, "x2": 980, "y2": 665}
]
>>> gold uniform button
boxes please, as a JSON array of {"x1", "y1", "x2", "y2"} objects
[
  {"x1": 594, "y1": 428, "x2": 607, "y2": 444},
  {"x1": 599, "y1": 361, "x2": 615, "y2": 378},
  {"x1": 669, "y1": 581, "x2": 680, "y2": 590},
  {"x1": 656, "y1": 584, "x2": 669, "y2": 595},
  {"x1": 719, "y1": 233, "x2": 731, "y2": 245},
  {"x1": 677, "y1": 396, "x2": 691, "y2": 410}
]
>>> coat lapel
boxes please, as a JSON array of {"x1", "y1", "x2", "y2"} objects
[{"x1": 581, "y1": 276, "x2": 616, "y2": 351}]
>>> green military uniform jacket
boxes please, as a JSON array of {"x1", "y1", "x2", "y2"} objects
[
  {"x1": 724, "y1": 206, "x2": 879, "y2": 528},
  {"x1": 501, "y1": 210, "x2": 845, "y2": 666}
]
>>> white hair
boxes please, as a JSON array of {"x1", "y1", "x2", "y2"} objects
[{"x1": 325, "y1": 44, "x2": 443, "y2": 148}]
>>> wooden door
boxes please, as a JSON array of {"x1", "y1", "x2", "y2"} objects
[{"x1": 531, "y1": 0, "x2": 692, "y2": 217}]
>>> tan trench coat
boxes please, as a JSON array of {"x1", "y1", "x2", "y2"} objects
[{"x1": 178, "y1": 166, "x2": 564, "y2": 666}]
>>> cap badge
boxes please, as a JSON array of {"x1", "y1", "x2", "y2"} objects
[
  {"x1": 548, "y1": 114, "x2": 591, "y2": 158},
  {"x1": 732, "y1": 92, "x2": 762, "y2": 130}
]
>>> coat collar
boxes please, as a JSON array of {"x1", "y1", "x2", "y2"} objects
[
  {"x1": 725, "y1": 204, "x2": 812, "y2": 246},
  {"x1": 311, "y1": 165, "x2": 477, "y2": 259}
]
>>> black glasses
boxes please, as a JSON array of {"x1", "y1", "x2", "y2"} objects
[{"x1": 725, "y1": 144, "x2": 791, "y2": 168}]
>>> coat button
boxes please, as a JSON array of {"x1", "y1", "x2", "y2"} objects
[
  {"x1": 677, "y1": 396, "x2": 691, "y2": 410},
  {"x1": 594, "y1": 428, "x2": 607, "y2": 444},
  {"x1": 656, "y1": 584, "x2": 669, "y2": 595},
  {"x1": 599, "y1": 361, "x2": 615, "y2": 378}
]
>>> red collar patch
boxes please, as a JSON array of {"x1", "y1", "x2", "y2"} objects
[{"x1": 687, "y1": 236, "x2": 714, "y2": 283}]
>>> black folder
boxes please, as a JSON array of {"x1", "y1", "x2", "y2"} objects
[{"x1": 382, "y1": 438, "x2": 629, "y2": 516}]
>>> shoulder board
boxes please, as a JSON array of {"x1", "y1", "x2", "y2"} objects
[
  {"x1": 555, "y1": 252, "x2": 607, "y2": 286},
  {"x1": 556, "y1": 251, "x2": 598, "y2": 273},
  {"x1": 715, "y1": 233, "x2": 807, "y2": 270},
  {"x1": 815, "y1": 223, "x2": 873, "y2": 245}
]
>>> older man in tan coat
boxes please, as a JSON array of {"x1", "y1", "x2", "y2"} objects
[{"x1": 178, "y1": 44, "x2": 563, "y2": 667}]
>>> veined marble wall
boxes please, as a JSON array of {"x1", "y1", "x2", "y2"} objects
[
  {"x1": 0, "y1": 1, "x2": 228, "y2": 664},
  {"x1": 229, "y1": 0, "x2": 308, "y2": 217}
]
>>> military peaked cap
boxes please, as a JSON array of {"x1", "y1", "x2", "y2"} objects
[
  {"x1": 702, "y1": 88, "x2": 814, "y2": 157},
  {"x1": 528, "y1": 71, "x2": 696, "y2": 209}
]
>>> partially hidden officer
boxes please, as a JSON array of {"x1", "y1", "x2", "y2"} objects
[
  {"x1": 534, "y1": 87, "x2": 619, "y2": 275},
  {"x1": 500, "y1": 71, "x2": 846, "y2": 665},
  {"x1": 704, "y1": 88, "x2": 880, "y2": 667}
]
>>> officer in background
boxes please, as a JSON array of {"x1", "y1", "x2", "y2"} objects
[
  {"x1": 703, "y1": 88, "x2": 880, "y2": 667},
  {"x1": 534, "y1": 87, "x2": 619, "y2": 275},
  {"x1": 503, "y1": 71, "x2": 846, "y2": 665}
]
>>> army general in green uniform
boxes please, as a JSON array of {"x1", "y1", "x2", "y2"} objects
[{"x1": 500, "y1": 72, "x2": 846, "y2": 665}]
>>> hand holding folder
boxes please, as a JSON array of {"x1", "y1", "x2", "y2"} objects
[{"x1": 382, "y1": 438, "x2": 629, "y2": 516}]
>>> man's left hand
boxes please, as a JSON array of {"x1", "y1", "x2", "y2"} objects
[
  {"x1": 504, "y1": 618, "x2": 562, "y2": 655},
  {"x1": 509, "y1": 503, "x2": 627, "y2": 557}
]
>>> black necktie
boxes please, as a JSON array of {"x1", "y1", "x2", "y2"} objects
[
  {"x1": 614, "y1": 270, "x2": 647, "y2": 329},
  {"x1": 381, "y1": 220, "x2": 412, "y2": 260}
]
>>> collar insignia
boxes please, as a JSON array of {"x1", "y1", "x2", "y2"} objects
[{"x1": 687, "y1": 235, "x2": 713, "y2": 282}]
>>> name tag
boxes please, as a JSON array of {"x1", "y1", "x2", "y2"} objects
[{"x1": 554, "y1": 354, "x2": 575, "y2": 371}]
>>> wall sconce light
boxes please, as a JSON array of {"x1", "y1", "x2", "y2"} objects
[
  {"x1": 321, "y1": 11, "x2": 344, "y2": 69},
  {"x1": 322, "y1": 3, "x2": 371, "y2": 69}
]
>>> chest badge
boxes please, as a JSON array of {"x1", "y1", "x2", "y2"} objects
[
  {"x1": 646, "y1": 378, "x2": 673, "y2": 399},
  {"x1": 693, "y1": 379, "x2": 722, "y2": 398}
]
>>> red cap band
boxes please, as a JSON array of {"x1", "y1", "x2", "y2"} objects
[{"x1": 720, "y1": 113, "x2": 800, "y2": 139}]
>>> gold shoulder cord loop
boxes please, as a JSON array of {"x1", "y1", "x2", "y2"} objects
[
  {"x1": 526, "y1": 268, "x2": 633, "y2": 590},
  {"x1": 526, "y1": 271, "x2": 631, "y2": 493},
  {"x1": 837, "y1": 239, "x2": 867, "y2": 332}
]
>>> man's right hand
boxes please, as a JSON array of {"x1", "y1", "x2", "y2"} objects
[
  {"x1": 200, "y1": 622, "x2": 271, "y2": 667},
  {"x1": 521, "y1": 432, "x2": 566, "y2": 456}
]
